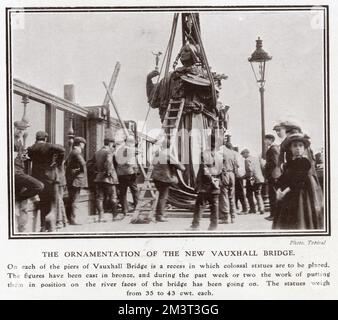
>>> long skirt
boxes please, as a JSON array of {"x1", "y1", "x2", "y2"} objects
[{"x1": 273, "y1": 175, "x2": 323, "y2": 230}]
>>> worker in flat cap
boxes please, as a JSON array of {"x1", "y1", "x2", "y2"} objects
[
  {"x1": 27, "y1": 130, "x2": 65, "y2": 232},
  {"x1": 35, "y1": 130, "x2": 48, "y2": 140},
  {"x1": 91, "y1": 136, "x2": 119, "y2": 222},
  {"x1": 115, "y1": 135, "x2": 139, "y2": 217},
  {"x1": 240, "y1": 148, "x2": 265, "y2": 215},
  {"x1": 218, "y1": 138, "x2": 239, "y2": 224},
  {"x1": 14, "y1": 121, "x2": 44, "y2": 232},
  {"x1": 152, "y1": 137, "x2": 185, "y2": 223},
  {"x1": 231, "y1": 146, "x2": 248, "y2": 214},
  {"x1": 263, "y1": 134, "x2": 281, "y2": 221},
  {"x1": 190, "y1": 133, "x2": 223, "y2": 231},
  {"x1": 282, "y1": 120, "x2": 302, "y2": 135},
  {"x1": 273, "y1": 122, "x2": 286, "y2": 140},
  {"x1": 65, "y1": 136, "x2": 87, "y2": 225}
]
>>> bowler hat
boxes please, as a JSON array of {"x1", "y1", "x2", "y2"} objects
[
  {"x1": 240, "y1": 148, "x2": 250, "y2": 155},
  {"x1": 284, "y1": 133, "x2": 310, "y2": 149}
]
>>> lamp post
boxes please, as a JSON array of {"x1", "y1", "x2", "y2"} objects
[{"x1": 248, "y1": 37, "x2": 272, "y2": 159}]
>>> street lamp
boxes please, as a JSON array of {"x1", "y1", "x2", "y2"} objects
[{"x1": 248, "y1": 37, "x2": 272, "y2": 159}]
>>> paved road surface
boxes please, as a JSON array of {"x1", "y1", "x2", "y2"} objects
[{"x1": 59, "y1": 210, "x2": 274, "y2": 235}]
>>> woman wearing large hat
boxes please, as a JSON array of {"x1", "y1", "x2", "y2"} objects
[{"x1": 272, "y1": 133, "x2": 324, "y2": 230}]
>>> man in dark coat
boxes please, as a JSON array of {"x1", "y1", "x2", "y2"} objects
[
  {"x1": 65, "y1": 137, "x2": 87, "y2": 225},
  {"x1": 273, "y1": 122, "x2": 287, "y2": 168},
  {"x1": 264, "y1": 134, "x2": 281, "y2": 221},
  {"x1": 190, "y1": 134, "x2": 223, "y2": 231},
  {"x1": 232, "y1": 146, "x2": 248, "y2": 214},
  {"x1": 55, "y1": 156, "x2": 67, "y2": 229},
  {"x1": 14, "y1": 121, "x2": 44, "y2": 232},
  {"x1": 14, "y1": 121, "x2": 44, "y2": 202},
  {"x1": 315, "y1": 150, "x2": 324, "y2": 190},
  {"x1": 92, "y1": 137, "x2": 118, "y2": 222},
  {"x1": 27, "y1": 131, "x2": 65, "y2": 232},
  {"x1": 115, "y1": 135, "x2": 139, "y2": 216}
]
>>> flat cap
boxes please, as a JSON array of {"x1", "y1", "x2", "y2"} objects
[
  {"x1": 273, "y1": 122, "x2": 284, "y2": 130},
  {"x1": 74, "y1": 136, "x2": 87, "y2": 144},
  {"x1": 104, "y1": 137, "x2": 115, "y2": 143},
  {"x1": 36, "y1": 131, "x2": 48, "y2": 140},
  {"x1": 264, "y1": 134, "x2": 275, "y2": 141},
  {"x1": 280, "y1": 120, "x2": 302, "y2": 133}
]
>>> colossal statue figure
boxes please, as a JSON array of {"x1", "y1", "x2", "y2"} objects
[{"x1": 146, "y1": 15, "x2": 229, "y2": 208}]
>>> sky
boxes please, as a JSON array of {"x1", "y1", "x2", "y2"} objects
[{"x1": 11, "y1": 9, "x2": 325, "y2": 154}]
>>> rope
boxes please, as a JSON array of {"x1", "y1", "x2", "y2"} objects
[
  {"x1": 163, "y1": 13, "x2": 179, "y2": 99},
  {"x1": 141, "y1": 13, "x2": 179, "y2": 134},
  {"x1": 191, "y1": 14, "x2": 217, "y2": 108},
  {"x1": 140, "y1": 107, "x2": 151, "y2": 135}
]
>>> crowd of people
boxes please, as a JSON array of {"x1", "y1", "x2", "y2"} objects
[
  {"x1": 14, "y1": 121, "x2": 140, "y2": 232},
  {"x1": 138, "y1": 119, "x2": 324, "y2": 231},
  {"x1": 183, "y1": 120, "x2": 324, "y2": 231},
  {"x1": 14, "y1": 117, "x2": 324, "y2": 233}
]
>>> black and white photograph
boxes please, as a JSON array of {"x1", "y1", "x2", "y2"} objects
[
  {"x1": 2, "y1": 0, "x2": 338, "y2": 303},
  {"x1": 8, "y1": 5, "x2": 329, "y2": 237}
]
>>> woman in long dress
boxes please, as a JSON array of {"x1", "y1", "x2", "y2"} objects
[{"x1": 273, "y1": 133, "x2": 324, "y2": 230}]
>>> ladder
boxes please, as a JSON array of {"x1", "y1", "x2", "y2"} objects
[{"x1": 130, "y1": 98, "x2": 185, "y2": 223}]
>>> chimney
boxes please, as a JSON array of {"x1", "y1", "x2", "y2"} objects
[{"x1": 64, "y1": 84, "x2": 75, "y2": 102}]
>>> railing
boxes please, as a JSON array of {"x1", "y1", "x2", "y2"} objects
[{"x1": 13, "y1": 78, "x2": 88, "y2": 117}]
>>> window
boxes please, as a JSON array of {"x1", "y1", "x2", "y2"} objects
[
  {"x1": 55, "y1": 108, "x2": 65, "y2": 145},
  {"x1": 73, "y1": 115, "x2": 87, "y2": 141}
]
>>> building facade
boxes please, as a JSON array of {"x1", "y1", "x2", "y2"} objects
[{"x1": 12, "y1": 78, "x2": 155, "y2": 232}]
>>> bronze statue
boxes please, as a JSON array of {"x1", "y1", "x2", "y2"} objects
[{"x1": 146, "y1": 21, "x2": 230, "y2": 209}]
